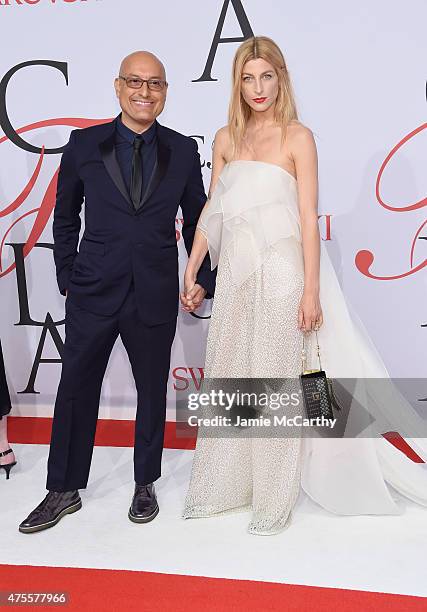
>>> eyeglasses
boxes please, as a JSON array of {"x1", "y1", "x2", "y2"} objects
[{"x1": 118, "y1": 75, "x2": 167, "y2": 91}]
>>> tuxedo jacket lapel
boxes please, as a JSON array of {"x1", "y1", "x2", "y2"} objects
[
  {"x1": 99, "y1": 125, "x2": 133, "y2": 208},
  {"x1": 98, "y1": 119, "x2": 171, "y2": 213}
]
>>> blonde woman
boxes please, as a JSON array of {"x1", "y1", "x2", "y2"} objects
[{"x1": 182, "y1": 37, "x2": 427, "y2": 535}]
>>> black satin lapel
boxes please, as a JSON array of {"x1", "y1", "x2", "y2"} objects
[
  {"x1": 138, "y1": 137, "x2": 171, "y2": 211},
  {"x1": 99, "y1": 132, "x2": 132, "y2": 207}
]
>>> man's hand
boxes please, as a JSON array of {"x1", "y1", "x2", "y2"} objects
[{"x1": 180, "y1": 268, "x2": 207, "y2": 312}]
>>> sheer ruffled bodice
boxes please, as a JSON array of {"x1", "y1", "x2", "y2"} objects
[{"x1": 198, "y1": 161, "x2": 302, "y2": 287}]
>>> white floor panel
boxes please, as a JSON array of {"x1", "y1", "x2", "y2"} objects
[{"x1": 1, "y1": 444, "x2": 426, "y2": 597}]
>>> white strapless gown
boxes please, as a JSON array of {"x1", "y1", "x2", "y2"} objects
[{"x1": 183, "y1": 160, "x2": 427, "y2": 535}]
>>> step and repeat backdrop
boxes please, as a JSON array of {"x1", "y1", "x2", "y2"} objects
[{"x1": 0, "y1": 0, "x2": 426, "y2": 420}]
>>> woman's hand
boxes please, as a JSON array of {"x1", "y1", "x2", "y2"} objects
[
  {"x1": 298, "y1": 290, "x2": 323, "y2": 331},
  {"x1": 180, "y1": 267, "x2": 206, "y2": 312}
]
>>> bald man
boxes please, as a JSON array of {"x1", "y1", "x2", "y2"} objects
[{"x1": 19, "y1": 51, "x2": 216, "y2": 533}]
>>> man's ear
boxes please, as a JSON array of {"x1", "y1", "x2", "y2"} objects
[{"x1": 114, "y1": 78, "x2": 120, "y2": 98}]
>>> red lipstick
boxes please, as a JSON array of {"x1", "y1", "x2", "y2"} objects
[{"x1": 253, "y1": 97, "x2": 267, "y2": 103}]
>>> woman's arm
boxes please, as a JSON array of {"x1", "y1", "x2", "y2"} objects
[
  {"x1": 290, "y1": 125, "x2": 323, "y2": 331},
  {"x1": 181, "y1": 127, "x2": 229, "y2": 311}
]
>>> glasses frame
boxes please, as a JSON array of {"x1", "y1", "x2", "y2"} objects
[{"x1": 118, "y1": 75, "x2": 168, "y2": 91}]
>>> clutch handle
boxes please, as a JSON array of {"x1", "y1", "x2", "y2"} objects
[{"x1": 301, "y1": 330, "x2": 322, "y2": 374}]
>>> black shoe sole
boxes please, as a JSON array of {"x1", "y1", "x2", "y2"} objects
[
  {"x1": 128, "y1": 503, "x2": 159, "y2": 524},
  {"x1": 19, "y1": 499, "x2": 82, "y2": 534}
]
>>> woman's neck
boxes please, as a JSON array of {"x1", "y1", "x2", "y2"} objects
[{"x1": 249, "y1": 105, "x2": 276, "y2": 130}]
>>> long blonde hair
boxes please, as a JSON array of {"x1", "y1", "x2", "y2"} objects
[{"x1": 228, "y1": 36, "x2": 298, "y2": 155}]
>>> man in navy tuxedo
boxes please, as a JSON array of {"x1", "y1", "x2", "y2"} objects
[{"x1": 19, "y1": 51, "x2": 215, "y2": 533}]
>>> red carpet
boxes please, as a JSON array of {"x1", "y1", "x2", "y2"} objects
[
  {"x1": 8, "y1": 417, "x2": 197, "y2": 450},
  {"x1": 8, "y1": 417, "x2": 425, "y2": 461},
  {"x1": 1, "y1": 564, "x2": 426, "y2": 612}
]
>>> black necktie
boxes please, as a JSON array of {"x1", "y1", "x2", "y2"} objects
[{"x1": 131, "y1": 135, "x2": 143, "y2": 210}]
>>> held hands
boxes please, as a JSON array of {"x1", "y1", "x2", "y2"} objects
[
  {"x1": 180, "y1": 267, "x2": 207, "y2": 313},
  {"x1": 298, "y1": 290, "x2": 323, "y2": 332}
]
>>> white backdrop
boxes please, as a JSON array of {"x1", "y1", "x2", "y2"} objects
[{"x1": 0, "y1": 0, "x2": 426, "y2": 421}]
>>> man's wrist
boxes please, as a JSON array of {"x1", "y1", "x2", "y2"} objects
[{"x1": 195, "y1": 282, "x2": 207, "y2": 293}]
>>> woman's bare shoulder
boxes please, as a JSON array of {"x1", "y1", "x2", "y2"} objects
[
  {"x1": 287, "y1": 122, "x2": 316, "y2": 162},
  {"x1": 214, "y1": 125, "x2": 232, "y2": 149},
  {"x1": 287, "y1": 120, "x2": 314, "y2": 142},
  {"x1": 212, "y1": 125, "x2": 233, "y2": 164}
]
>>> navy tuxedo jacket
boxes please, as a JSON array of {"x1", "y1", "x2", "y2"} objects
[{"x1": 53, "y1": 118, "x2": 216, "y2": 326}]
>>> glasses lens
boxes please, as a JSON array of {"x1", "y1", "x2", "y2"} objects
[
  {"x1": 127, "y1": 78, "x2": 143, "y2": 89},
  {"x1": 148, "y1": 80, "x2": 163, "y2": 91}
]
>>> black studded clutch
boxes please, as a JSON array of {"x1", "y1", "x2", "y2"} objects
[{"x1": 300, "y1": 331, "x2": 337, "y2": 420}]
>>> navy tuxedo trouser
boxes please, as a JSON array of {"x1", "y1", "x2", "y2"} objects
[{"x1": 46, "y1": 286, "x2": 177, "y2": 491}]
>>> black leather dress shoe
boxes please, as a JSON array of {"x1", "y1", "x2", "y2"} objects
[
  {"x1": 19, "y1": 491, "x2": 82, "y2": 534},
  {"x1": 128, "y1": 483, "x2": 159, "y2": 523}
]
